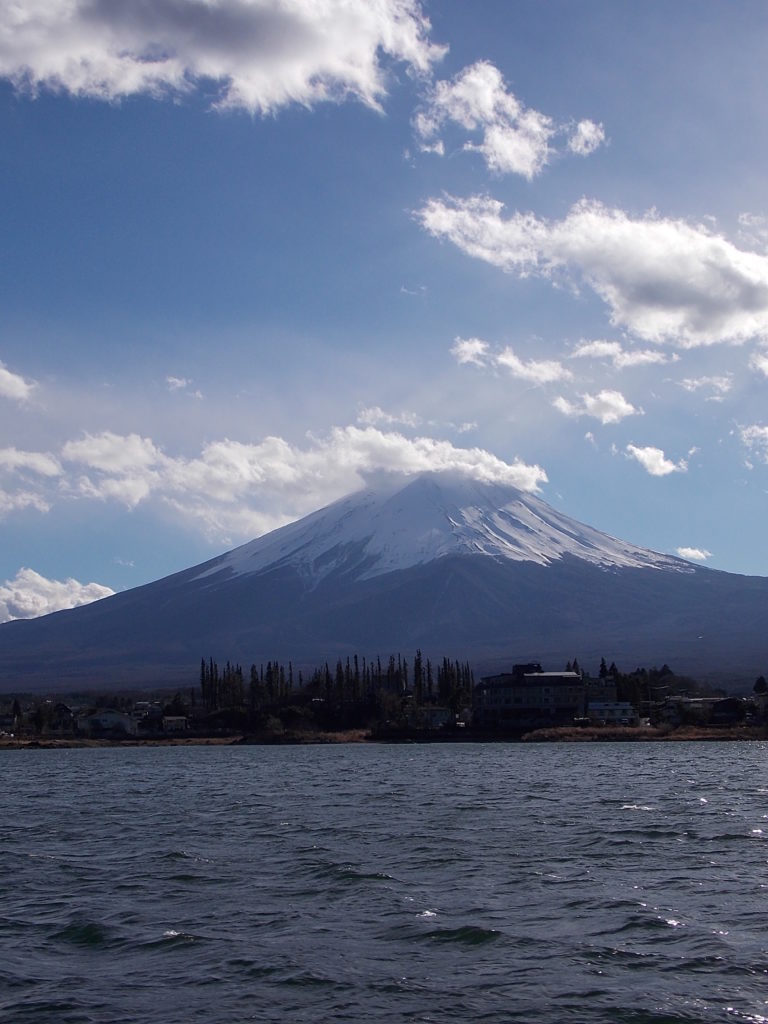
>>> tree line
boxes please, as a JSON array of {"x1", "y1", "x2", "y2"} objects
[{"x1": 198, "y1": 650, "x2": 475, "y2": 731}]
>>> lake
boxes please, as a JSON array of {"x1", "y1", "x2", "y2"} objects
[{"x1": 2, "y1": 741, "x2": 767, "y2": 1023}]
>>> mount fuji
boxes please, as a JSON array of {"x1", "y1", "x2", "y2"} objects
[{"x1": 2, "y1": 472, "x2": 767, "y2": 691}]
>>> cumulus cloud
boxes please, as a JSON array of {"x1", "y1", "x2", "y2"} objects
[
  {"x1": 568, "y1": 119, "x2": 606, "y2": 156},
  {"x1": 553, "y1": 389, "x2": 640, "y2": 425},
  {"x1": 414, "y1": 61, "x2": 603, "y2": 178},
  {"x1": 0, "y1": 360, "x2": 36, "y2": 402},
  {"x1": 414, "y1": 60, "x2": 554, "y2": 178},
  {"x1": 417, "y1": 195, "x2": 768, "y2": 347},
  {"x1": 0, "y1": 568, "x2": 114, "y2": 623},
  {"x1": 452, "y1": 336, "x2": 570, "y2": 383},
  {"x1": 58, "y1": 425, "x2": 547, "y2": 540},
  {"x1": 571, "y1": 339, "x2": 673, "y2": 369},
  {"x1": 676, "y1": 546, "x2": 712, "y2": 562},
  {"x1": 0, "y1": 0, "x2": 444, "y2": 114},
  {"x1": 750, "y1": 350, "x2": 768, "y2": 377},
  {"x1": 626, "y1": 444, "x2": 687, "y2": 476}
]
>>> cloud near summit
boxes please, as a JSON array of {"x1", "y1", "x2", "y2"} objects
[
  {"x1": 0, "y1": 0, "x2": 444, "y2": 113},
  {"x1": 10, "y1": 426, "x2": 547, "y2": 543},
  {"x1": 418, "y1": 196, "x2": 768, "y2": 347}
]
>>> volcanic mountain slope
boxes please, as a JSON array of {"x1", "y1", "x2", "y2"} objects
[{"x1": 2, "y1": 472, "x2": 767, "y2": 690}]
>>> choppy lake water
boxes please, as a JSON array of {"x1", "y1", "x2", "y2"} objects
[{"x1": 2, "y1": 741, "x2": 768, "y2": 1023}]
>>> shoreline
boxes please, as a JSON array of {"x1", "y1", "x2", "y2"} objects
[{"x1": 1, "y1": 724, "x2": 766, "y2": 749}]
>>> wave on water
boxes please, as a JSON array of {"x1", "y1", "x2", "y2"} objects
[{"x1": 3, "y1": 742, "x2": 768, "y2": 1024}]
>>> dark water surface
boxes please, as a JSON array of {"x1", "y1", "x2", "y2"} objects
[{"x1": 2, "y1": 742, "x2": 768, "y2": 1023}]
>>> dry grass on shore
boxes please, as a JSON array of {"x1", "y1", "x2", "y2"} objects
[
  {"x1": 0, "y1": 728, "x2": 373, "y2": 749},
  {"x1": 522, "y1": 724, "x2": 767, "y2": 743}
]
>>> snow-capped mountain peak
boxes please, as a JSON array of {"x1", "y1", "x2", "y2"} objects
[{"x1": 195, "y1": 472, "x2": 690, "y2": 584}]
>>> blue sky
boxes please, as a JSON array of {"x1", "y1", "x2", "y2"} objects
[{"x1": 2, "y1": 0, "x2": 768, "y2": 619}]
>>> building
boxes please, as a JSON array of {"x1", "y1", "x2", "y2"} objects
[
  {"x1": 475, "y1": 664, "x2": 586, "y2": 730},
  {"x1": 77, "y1": 710, "x2": 138, "y2": 737},
  {"x1": 586, "y1": 701, "x2": 638, "y2": 726}
]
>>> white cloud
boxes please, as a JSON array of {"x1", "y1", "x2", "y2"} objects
[
  {"x1": 553, "y1": 389, "x2": 640, "y2": 425},
  {"x1": 0, "y1": 568, "x2": 114, "y2": 623},
  {"x1": 0, "y1": 0, "x2": 444, "y2": 114},
  {"x1": 568, "y1": 119, "x2": 606, "y2": 156},
  {"x1": 357, "y1": 406, "x2": 422, "y2": 428},
  {"x1": 62, "y1": 431, "x2": 162, "y2": 473},
  {"x1": 452, "y1": 336, "x2": 570, "y2": 382},
  {"x1": 58, "y1": 425, "x2": 547, "y2": 541},
  {"x1": 495, "y1": 347, "x2": 572, "y2": 384},
  {"x1": 166, "y1": 375, "x2": 203, "y2": 398},
  {"x1": 451, "y1": 336, "x2": 490, "y2": 366},
  {"x1": 740, "y1": 424, "x2": 768, "y2": 463},
  {"x1": 0, "y1": 447, "x2": 62, "y2": 519},
  {"x1": 571, "y1": 338, "x2": 673, "y2": 369},
  {"x1": 0, "y1": 447, "x2": 61, "y2": 477},
  {"x1": 0, "y1": 360, "x2": 36, "y2": 402},
  {"x1": 414, "y1": 60, "x2": 602, "y2": 179},
  {"x1": 626, "y1": 443, "x2": 687, "y2": 476},
  {"x1": 738, "y1": 212, "x2": 768, "y2": 251},
  {"x1": 418, "y1": 195, "x2": 768, "y2": 347},
  {"x1": 750, "y1": 351, "x2": 768, "y2": 377},
  {"x1": 676, "y1": 546, "x2": 712, "y2": 562},
  {"x1": 679, "y1": 374, "x2": 733, "y2": 400},
  {"x1": 414, "y1": 60, "x2": 554, "y2": 179},
  {"x1": 0, "y1": 488, "x2": 51, "y2": 516}
]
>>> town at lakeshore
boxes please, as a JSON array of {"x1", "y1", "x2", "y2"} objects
[{"x1": 3, "y1": 652, "x2": 768, "y2": 746}]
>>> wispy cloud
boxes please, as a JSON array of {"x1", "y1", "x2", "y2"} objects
[
  {"x1": 571, "y1": 339, "x2": 674, "y2": 369},
  {"x1": 749, "y1": 350, "x2": 768, "y2": 377},
  {"x1": 553, "y1": 389, "x2": 640, "y2": 425},
  {"x1": 452, "y1": 336, "x2": 571, "y2": 383},
  {"x1": 740, "y1": 424, "x2": 768, "y2": 463},
  {"x1": 0, "y1": 488, "x2": 52, "y2": 516},
  {"x1": 166, "y1": 376, "x2": 203, "y2": 399},
  {"x1": 0, "y1": 0, "x2": 444, "y2": 114},
  {"x1": 626, "y1": 444, "x2": 687, "y2": 476},
  {"x1": 414, "y1": 61, "x2": 603, "y2": 178},
  {"x1": 357, "y1": 406, "x2": 422, "y2": 428},
  {"x1": 0, "y1": 448, "x2": 61, "y2": 477},
  {"x1": 451, "y1": 337, "x2": 490, "y2": 367},
  {"x1": 0, "y1": 360, "x2": 36, "y2": 402},
  {"x1": 495, "y1": 347, "x2": 572, "y2": 384},
  {"x1": 678, "y1": 375, "x2": 733, "y2": 401},
  {"x1": 738, "y1": 212, "x2": 768, "y2": 251},
  {"x1": 418, "y1": 195, "x2": 768, "y2": 347},
  {"x1": 0, "y1": 567, "x2": 114, "y2": 623}
]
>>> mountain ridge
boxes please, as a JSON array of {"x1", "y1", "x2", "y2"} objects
[{"x1": 0, "y1": 472, "x2": 764, "y2": 691}]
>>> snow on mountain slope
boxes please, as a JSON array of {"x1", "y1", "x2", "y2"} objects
[{"x1": 195, "y1": 472, "x2": 691, "y2": 585}]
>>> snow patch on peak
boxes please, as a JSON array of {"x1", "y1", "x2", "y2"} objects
[{"x1": 194, "y1": 471, "x2": 692, "y2": 584}]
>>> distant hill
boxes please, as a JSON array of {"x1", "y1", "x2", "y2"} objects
[{"x1": 1, "y1": 472, "x2": 766, "y2": 691}]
